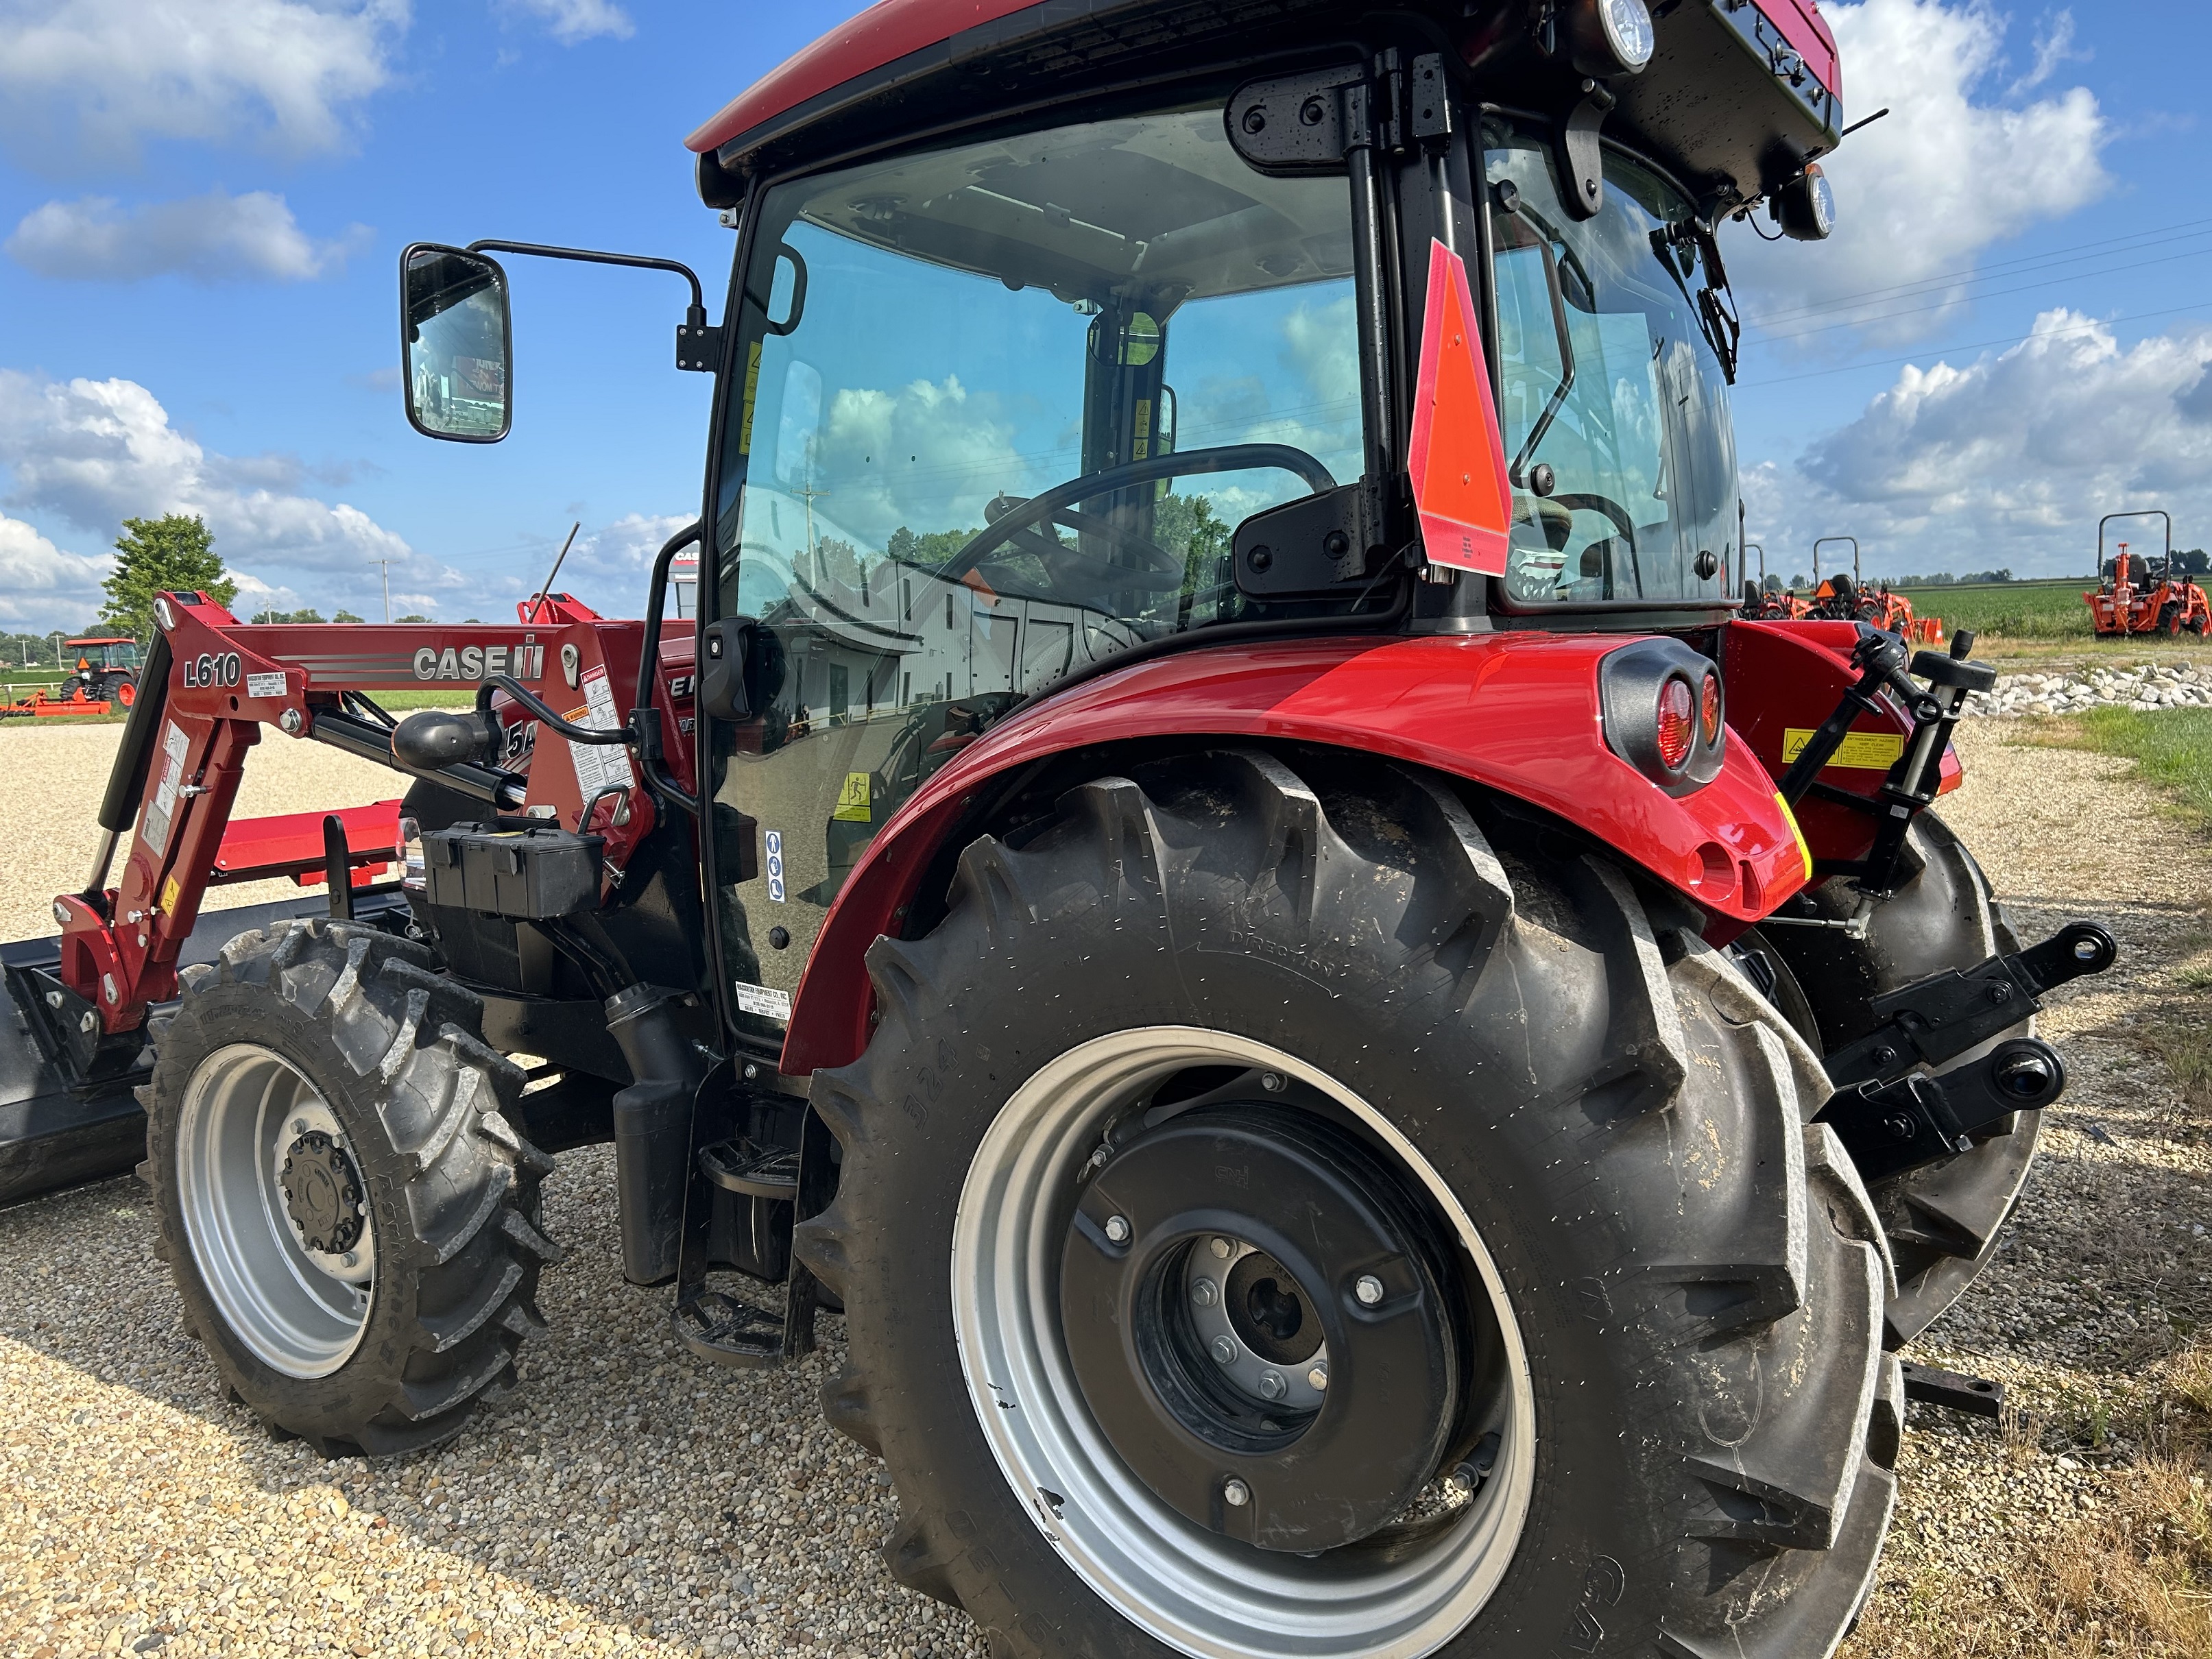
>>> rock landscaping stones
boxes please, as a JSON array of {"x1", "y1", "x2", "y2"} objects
[{"x1": 1962, "y1": 662, "x2": 2212, "y2": 718}]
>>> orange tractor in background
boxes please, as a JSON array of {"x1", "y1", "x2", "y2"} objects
[
  {"x1": 1745, "y1": 537, "x2": 1943, "y2": 639},
  {"x1": 0, "y1": 635, "x2": 142, "y2": 718},
  {"x1": 1803, "y1": 536, "x2": 1944, "y2": 642},
  {"x1": 2087, "y1": 510, "x2": 2211, "y2": 638}
]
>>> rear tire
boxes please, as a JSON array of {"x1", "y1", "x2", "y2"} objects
[
  {"x1": 798, "y1": 747, "x2": 1897, "y2": 1658},
  {"x1": 146, "y1": 918, "x2": 560, "y2": 1456},
  {"x1": 1762, "y1": 811, "x2": 2034, "y2": 1347}
]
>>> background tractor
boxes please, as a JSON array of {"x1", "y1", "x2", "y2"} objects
[
  {"x1": 3, "y1": 3, "x2": 2117, "y2": 1656},
  {"x1": 2087, "y1": 509, "x2": 2211, "y2": 637},
  {"x1": 0, "y1": 635, "x2": 142, "y2": 717}
]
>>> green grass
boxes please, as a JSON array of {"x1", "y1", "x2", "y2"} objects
[
  {"x1": 2049, "y1": 706, "x2": 2212, "y2": 829},
  {"x1": 1893, "y1": 577, "x2": 2096, "y2": 640}
]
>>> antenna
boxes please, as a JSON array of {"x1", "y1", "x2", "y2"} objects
[{"x1": 527, "y1": 522, "x2": 582, "y2": 622}]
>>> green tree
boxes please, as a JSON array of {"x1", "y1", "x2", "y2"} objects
[
  {"x1": 394, "y1": 613, "x2": 431, "y2": 624},
  {"x1": 99, "y1": 514, "x2": 236, "y2": 642},
  {"x1": 333, "y1": 609, "x2": 365, "y2": 625}
]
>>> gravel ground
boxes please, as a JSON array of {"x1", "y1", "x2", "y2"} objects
[
  {"x1": 0, "y1": 722, "x2": 413, "y2": 945},
  {"x1": 1840, "y1": 720, "x2": 2212, "y2": 1647},
  {"x1": 1, "y1": 714, "x2": 2202, "y2": 1657}
]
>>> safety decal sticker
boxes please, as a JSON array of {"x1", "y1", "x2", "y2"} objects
[
  {"x1": 139, "y1": 721, "x2": 190, "y2": 860},
  {"x1": 564, "y1": 664, "x2": 636, "y2": 798},
  {"x1": 1780, "y1": 728, "x2": 1906, "y2": 770},
  {"x1": 765, "y1": 829, "x2": 786, "y2": 902},
  {"x1": 832, "y1": 771, "x2": 871, "y2": 823},
  {"x1": 734, "y1": 980, "x2": 792, "y2": 1021}
]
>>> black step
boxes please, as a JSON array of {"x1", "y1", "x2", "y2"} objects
[
  {"x1": 699, "y1": 1137, "x2": 799, "y2": 1200},
  {"x1": 670, "y1": 1289, "x2": 787, "y2": 1368}
]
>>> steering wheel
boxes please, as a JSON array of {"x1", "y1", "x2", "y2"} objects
[
  {"x1": 937, "y1": 444, "x2": 1336, "y2": 598},
  {"x1": 1551, "y1": 492, "x2": 1637, "y2": 540}
]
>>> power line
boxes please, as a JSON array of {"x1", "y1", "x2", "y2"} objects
[
  {"x1": 1737, "y1": 300, "x2": 2212, "y2": 388},
  {"x1": 1748, "y1": 242, "x2": 2212, "y2": 344},
  {"x1": 1739, "y1": 215, "x2": 2212, "y2": 328}
]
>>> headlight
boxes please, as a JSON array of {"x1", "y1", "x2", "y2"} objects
[
  {"x1": 1567, "y1": 0, "x2": 1657, "y2": 77},
  {"x1": 1773, "y1": 163, "x2": 1837, "y2": 241}
]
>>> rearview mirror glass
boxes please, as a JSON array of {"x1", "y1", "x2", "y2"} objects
[{"x1": 402, "y1": 243, "x2": 512, "y2": 442}]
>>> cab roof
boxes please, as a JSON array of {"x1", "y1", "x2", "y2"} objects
[{"x1": 690, "y1": 0, "x2": 1843, "y2": 206}]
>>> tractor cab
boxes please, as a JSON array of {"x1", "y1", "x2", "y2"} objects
[
  {"x1": 664, "y1": 0, "x2": 1847, "y2": 1013},
  {"x1": 60, "y1": 636, "x2": 141, "y2": 704},
  {"x1": 66, "y1": 637, "x2": 139, "y2": 672}
]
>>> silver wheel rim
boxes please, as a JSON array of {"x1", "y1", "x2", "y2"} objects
[
  {"x1": 952, "y1": 1028, "x2": 1537, "y2": 1659},
  {"x1": 176, "y1": 1043, "x2": 374, "y2": 1377}
]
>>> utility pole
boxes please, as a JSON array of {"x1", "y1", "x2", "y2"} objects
[{"x1": 370, "y1": 558, "x2": 396, "y2": 622}]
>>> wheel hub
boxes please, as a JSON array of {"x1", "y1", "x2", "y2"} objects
[
  {"x1": 280, "y1": 1130, "x2": 365, "y2": 1255},
  {"x1": 1059, "y1": 1104, "x2": 1462, "y2": 1552}
]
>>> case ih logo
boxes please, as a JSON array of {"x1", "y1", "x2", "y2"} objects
[
  {"x1": 181, "y1": 652, "x2": 242, "y2": 689},
  {"x1": 413, "y1": 643, "x2": 546, "y2": 682}
]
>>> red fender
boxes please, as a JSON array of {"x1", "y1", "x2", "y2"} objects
[{"x1": 778, "y1": 631, "x2": 1815, "y2": 1075}]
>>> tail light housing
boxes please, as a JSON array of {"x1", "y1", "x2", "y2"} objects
[{"x1": 1598, "y1": 638, "x2": 1727, "y2": 795}]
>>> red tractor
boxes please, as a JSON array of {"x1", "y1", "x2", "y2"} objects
[
  {"x1": 2086, "y1": 509, "x2": 2211, "y2": 637},
  {"x1": 4, "y1": 5, "x2": 2116, "y2": 1656}
]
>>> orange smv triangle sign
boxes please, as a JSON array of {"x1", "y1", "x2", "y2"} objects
[{"x1": 1408, "y1": 239, "x2": 1513, "y2": 576}]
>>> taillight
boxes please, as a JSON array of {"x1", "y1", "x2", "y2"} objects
[
  {"x1": 1655, "y1": 677, "x2": 1695, "y2": 770},
  {"x1": 1598, "y1": 639, "x2": 1727, "y2": 795}
]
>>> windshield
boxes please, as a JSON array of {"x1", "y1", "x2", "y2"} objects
[
  {"x1": 1485, "y1": 121, "x2": 1738, "y2": 608},
  {"x1": 708, "y1": 104, "x2": 1364, "y2": 1033}
]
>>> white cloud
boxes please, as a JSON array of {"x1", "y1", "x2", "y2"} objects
[
  {"x1": 502, "y1": 0, "x2": 632, "y2": 45},
  {"x1": 1748, "y1": 312, "x2": 2212, "y2": 577},
  {"x1": 2009, "y1": 10, "x2": 2087, "y2": 96},
  {"x1": 808, "y1": 375, "x2": 1028, "y2": 547},
  {"x1": 6, "y1": 190, "x2": 370, "y2": 282},
  {"x1": 0, "y1": 511, "x2": 108, "y2": 632},
  {"x1": 0, "y1": 370, "x2": 447, "y2": 605},
  {"x1": 0, "y1": 0, "x2": 406, "y2": 167},
  {"x1": 1731, "y1": 0, "x2": 2109, "y2": 348}
]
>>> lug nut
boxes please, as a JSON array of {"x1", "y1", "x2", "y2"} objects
[
  {"x1": 1211, "y1": 1335, "x2": 1239, "y2": 1365},
  {"x1": 1103, "y1": 1214, "x2": 1131, "y2": 1244},
  {"x1": 1192, "y1": 1278, "x2": 1218, "y2": 1307},
  {"x1": 1308, "y1": 1365, "x2": 1328, "y2": 1390},
  {"x1": 1260, "y1": 1071, "x2": 1286, "y2": 1093},
  {"x1": 1210, "y1": 1237, "x2": 1233, "y2": 1259},
  {"x1": 1354, "y1": 1274, "x2": 1385, "y2": 1307},
  {"x1": 1223, "y1": 1479, "x2": 1251, "y2": 1507},
  {"x1": 1258, "y1": 1370, "x2": 1286, "y2": 1400}
]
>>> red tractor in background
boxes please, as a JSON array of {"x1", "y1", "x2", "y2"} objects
[
  {"x1": 2087, "y1": 509, "x2": 2211, "y2": 637},
  {"x1": 3, "y1": 4, "x2": 2118, "y2": 1657}
]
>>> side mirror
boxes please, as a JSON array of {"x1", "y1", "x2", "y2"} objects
[{"x1": 401, "y1": 243, "x2": 512, "y2": 442}]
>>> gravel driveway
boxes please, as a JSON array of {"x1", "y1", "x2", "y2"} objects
[{"x1": 1, "y1": 718, "x2": 2202, "y2": 1658}]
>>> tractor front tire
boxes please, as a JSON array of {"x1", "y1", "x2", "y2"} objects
[
  {"x1": 798, "y1": 748, "x2": 1898, "y2": 1659},
  {"x1": 146, "y1": 919, "x2": 560, "y2": 1457},
  {"x1": 1762, "y1": 811, "x2": 2034, "y2": 1346}
]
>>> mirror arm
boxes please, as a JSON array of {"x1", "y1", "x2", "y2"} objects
[{"x1": 466, "y1": 239, "x2": 723, "y2": 373}]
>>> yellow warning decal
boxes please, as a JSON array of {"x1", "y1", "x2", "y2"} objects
[
  {"x1": 832, "y1": 771, "x2": 872, "y2": 823},
  {"x1": 160, "y1": 875, "x2": 180, "y2": 916},
  {"x1": 1781, "y1": 727, "x2": 1905, "y2": 770},
  {"x1": 1772, "y1": 792, "x2": 1814, "y2": 882},
  {"x1": 736, "y1": 340, "x2": 763, "y2": 455}
]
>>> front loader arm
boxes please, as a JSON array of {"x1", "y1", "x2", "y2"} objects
[{"x1": 53, "y1": 588, "x2": 697, "y2": 1042}]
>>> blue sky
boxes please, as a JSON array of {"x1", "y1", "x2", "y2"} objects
[{"x1": 2, "y1": 0, "x2": 2210, "y2": 634}]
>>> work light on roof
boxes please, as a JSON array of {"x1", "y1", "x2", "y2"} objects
[
  {"x1": 1773, "y1": 163, "x2": 1837, "y2": 241},
  {"x1": 1567, "y1": 0, "x2": 1657, "y2": 77}
]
